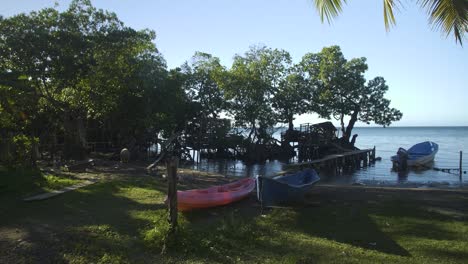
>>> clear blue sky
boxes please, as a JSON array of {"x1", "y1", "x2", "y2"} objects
[{"x1": 1, "y1": 0, "x2": 467, "y2": 126}]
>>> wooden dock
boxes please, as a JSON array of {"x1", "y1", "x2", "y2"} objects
[{"x1": 279, "y1": 147, "x2": 376, "y2": 176}]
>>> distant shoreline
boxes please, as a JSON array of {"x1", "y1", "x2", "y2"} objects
[
  {"x1": 353, "y1": 126, "x2": 468, "y2": 128},
  {"x1": 272, "y1": 126, "x2": 468, "y2": 130}
]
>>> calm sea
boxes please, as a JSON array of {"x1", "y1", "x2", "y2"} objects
[{"x1": 188, "y1": 127, "x2": 468, "y2": 187}]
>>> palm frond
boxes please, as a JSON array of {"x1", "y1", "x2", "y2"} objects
[
  {"x1": 314, "y1": 0, "x2": 347, "y2": 23},
  {"x1": 383, "y1": 0, "x2": 401, "y2": 30},
  {"x1": 418, "y1": 0, "x2": 468, "y2": 45}
]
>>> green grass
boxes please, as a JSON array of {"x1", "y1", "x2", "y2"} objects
[
  {"x1": 0, "y1": 172, "x2": 467, "y2": 263},
  {"x1": 0, "y1": 167, "x2": 83, "y2": 198}
]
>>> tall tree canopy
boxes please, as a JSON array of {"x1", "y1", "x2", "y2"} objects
[
  {"x1": 219, "y1": 46, "x2": 294, "y2": 144},
  {"x1": 0, "y1": 0, "x2": 166, "y2": 159},
  {"x1": 272, "y1": 66, "x2": 314, "y2": 131},
  {"x1": 313, "y1": 0, "x2": 468, "y2": 45},
  {"x1": 302, "y1": 46, "x2": 403, "y2": 145},
  {"x1": 182, "y1": 52, "x2": 226, "y2": 119}
]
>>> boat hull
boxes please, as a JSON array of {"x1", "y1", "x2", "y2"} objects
[
  {"x1": 257, "y1": 169, "x2": 320, "y2": 206},
  {"x1": 176, "y1": 178, "x2": 255, "y2": 211},
  {"x1": 391, "y1": 141, "x2": 438, "y2": 168}
]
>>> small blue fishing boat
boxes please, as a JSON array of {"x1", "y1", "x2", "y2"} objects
[
  {"x1": 391, "y1": 141, "x2": 438, "y2": 169},
  {"x1": 256, "y1": 168, "x2": 320, "y2": 206}
]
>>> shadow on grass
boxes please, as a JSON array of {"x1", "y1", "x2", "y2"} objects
[
  {"x1": 171, "y1": 191, "x2": 411, "y2": 260},
  {"x1": 174, "y1": 198, "x2": 323, "y2": 263},
  {"x1": 370, "y1": 200, "x2": 468, "y2": 243},
  {"x1": 281, "y1": 204, "x2": 412, "y2": 257},
  {"x1": 0, "y1": 168, "x2": 48, "y2": 197},
  {"x1": 3, "y1": 173, "x2": 467, "y2": 263},
  {"x1": 0, "y1": 176, "x2": 168, "y2": 263}
]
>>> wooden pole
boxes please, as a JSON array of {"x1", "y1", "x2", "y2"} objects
[
  {"x1": 460, "y1": 151, "x2": 463, "y2": 183},
  {"x1": 161, "y1": 155, "x2": 179, "y2": 254},
  {"x1": 372, "y1": 146, "x2": 376, "y2": 162},
  {"x1": 166, "y1": 156, "x2": 179, "y2": 232}
]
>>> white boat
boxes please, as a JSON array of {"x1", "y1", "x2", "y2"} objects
[{"x1": 391, "y1": 141, "x2": 438, "y2": 168}]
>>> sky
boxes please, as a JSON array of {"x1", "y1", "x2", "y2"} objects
[{"x1": 1, "y1": 0, "x2": 467, "y2": 127}]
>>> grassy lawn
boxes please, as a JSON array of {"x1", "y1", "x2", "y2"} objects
[
  {"x1": 1, "y1": 167, "x2": 467, "y2": 263},
  {"x1": 0, "y1": 167, "x2": 83, "y2": 198}
]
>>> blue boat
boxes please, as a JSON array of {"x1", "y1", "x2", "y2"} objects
[
  {"x1": 256, "y1": 168, "x2": 320, "y2": 206},
  {"x1": 391, "y1": 141, "x2": 438, "y2": 168}
]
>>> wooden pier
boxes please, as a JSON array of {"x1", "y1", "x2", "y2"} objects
[{"x1": 279, "y1": 147, "x2": 376, "y2": 176}]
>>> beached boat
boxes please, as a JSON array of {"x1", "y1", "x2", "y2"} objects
[
  {"x1": 256, "y1": 168, "x2": 320, "y2": 206},
  {"x1": 391, "y1": 141, "x2": 438, "y2": 169},
  {"x1": 176, "y1": 178, "x2": 255, "y2": 211}
]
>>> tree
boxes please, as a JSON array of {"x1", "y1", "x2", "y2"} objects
[
  {"x1": 273, "y1": 66, "x2": 314, "y2": 131},
  {"x1": 0, "y1": 72, "x2": 42, "y2": 166},
  {"x1": 182, "y1": 52, "x2": 226, "y2": 119},
  {"x1": 103, "y1": 52, "x2": 168, "y2": 156},
  {"x1": 220, "y1": 46, "x2": 293, "y2": 144},
  {"x1": 302, "y1": 46, "x2": 402, "y2": 145},
  {"x1": 313, "y1": 0, "x2": 467, "y2": 45},
  {"x1": 0, "y1": 0, "x2": 161, "y2": 159}
]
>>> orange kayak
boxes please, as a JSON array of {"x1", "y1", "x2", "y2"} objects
[{"x1": 176, "y1": 178, "x2": 255, "y2": 211}]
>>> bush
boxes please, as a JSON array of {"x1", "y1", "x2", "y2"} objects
[{"x1": 0, "y1": 135, "x2": 39, "y2": 167}]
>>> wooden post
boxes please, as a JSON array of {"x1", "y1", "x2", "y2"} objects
[
  {"x1": 398, "y1": 150, "x2": 408, "y2": 171},
  {"x1": 460, "y1": 151, "x2": 463, "y2": 183},
  {"x1": 372, "y1": 146, "x2": 376, "y2": 162},
  {"x1": 166, "y1": 156, "x2": 179, "y2": 232}
]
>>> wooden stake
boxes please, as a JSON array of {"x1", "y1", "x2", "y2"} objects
[
  {"x1": 166, "y1": 156, "x2": 179, "y2": 232},
  {"x1": 372, "y1": 146, "x2": 376, "y2": 162},
  {"x1": 161, "y1": 156, "x2": 179, "y2": 254},
  {"x1": 460, "y1": 151, "x2": 463, "y2": 183}
]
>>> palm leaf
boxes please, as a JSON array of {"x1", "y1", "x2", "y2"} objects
[
  {"x1": 418, "y1": 0, "x2": 468, "y2": 45},
  {"x1": 383, "y1": 0, "x2": 401, "y2": 30},
  {"x1": 313, "y1": 0, "x2": 467, "y2": 45},
  {"x1": 314, "y1": 0, "x2": 347, "y2": 23}
]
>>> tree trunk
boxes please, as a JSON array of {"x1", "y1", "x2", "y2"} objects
[
  {"x1": 350, "y1": 134, "x2": 358, "y2": 146},
  {"x1": 344, "y1": 108, "x2": 360, "y2": 143},
  {"x1": 31, "y1": 133, "x2": 39, "y2": 167},
  {"x1": 288, "y1": 115, "x2": 294, "y2": 131},
  {"x1": 340, "y1": 113, "x2": 345, "y2": 138},
  {"x1": 247, "y1": 124, "x2": 256, "y2": 143},
  {"x1": 63, "y1": 113, "x2": 88, "y2": 160}
]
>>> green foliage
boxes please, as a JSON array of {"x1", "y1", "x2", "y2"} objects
[
  {"x1": 273, "y1": 66, "x2": 315, "y2": 130},
  {"x1": 0, "y1": 167, "x2": 81, "y2": 198},
  {"x1": 302, "y1": 46, "x2": 402, "y2": 142},
  {"x1": 313, "y1": 0, "x2": 468, "y2": 45},
  {"x1": 183, "y1": 52, "x2": 226, "y2": 119},
  {"x1": 11, "y1": 135, "x2": 39, "y2": 167},
  {"x1": 0, "y1": 0, "x2": 406, "y2": 162},
  {"x1": 0, "y1": 135, "x2": 39, "y2": 167},
  {"x1": 219, "y1": 46, "x2": 294, "y2": 143},
  {"x1": 0, "y1": 0, "x2": 171, "y2": 159}
]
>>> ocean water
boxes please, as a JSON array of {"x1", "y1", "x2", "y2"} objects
[
  {"x1": 188, "y1": 127, "x2": 468, "y2": 187},
  {"x1": 350, "y1": 127, "x2": 468, "y2": 186}
]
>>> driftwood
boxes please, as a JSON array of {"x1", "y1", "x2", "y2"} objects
[
  {"x1": 65, "y1": 159, "x2": 94, "y2": 172},
  {"x1": 146, "y1": 133, "x2": 179, "y2": 172}
]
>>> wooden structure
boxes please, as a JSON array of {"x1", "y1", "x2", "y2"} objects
[
  {"x1": 281, "y1": 121, "x2": 339, "y2": 162},
  {"x1": 280, "y1": 148, "x2": 376, "y2": 176}
]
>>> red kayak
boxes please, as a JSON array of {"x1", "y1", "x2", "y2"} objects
[{"x1": 176, "y1": 178, "x2": 255, "y2": 211}]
